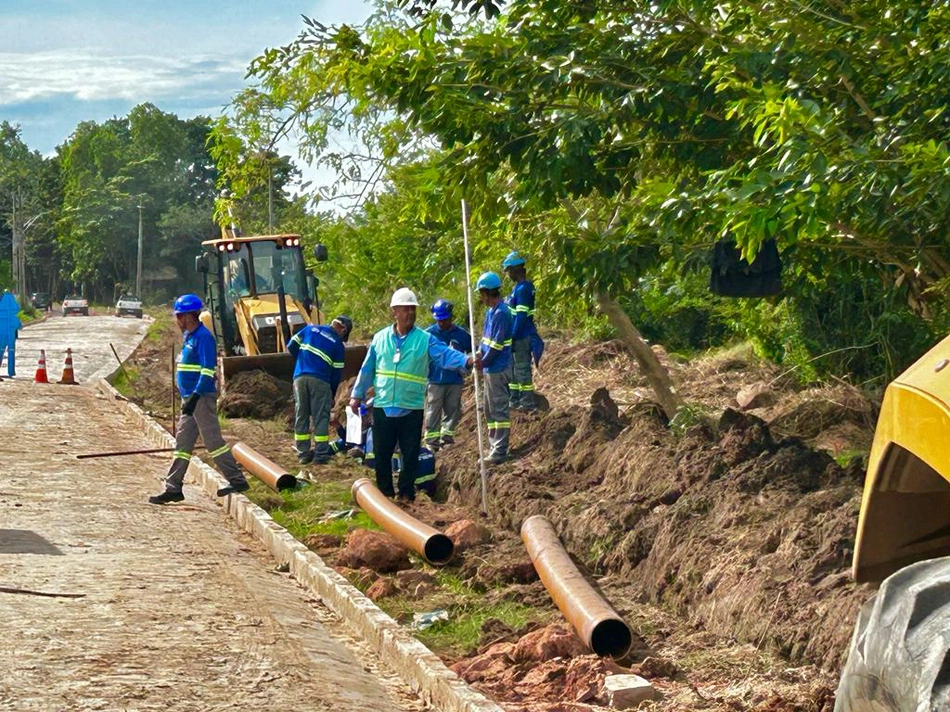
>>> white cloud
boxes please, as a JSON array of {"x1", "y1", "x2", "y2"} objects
[{"x1": 0, "y1": 50, "x2": 247, "y2": 104}]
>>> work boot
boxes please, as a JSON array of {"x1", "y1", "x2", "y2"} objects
[
  {"x1": 482, "y1": 452, "x2": 507, "y2": 465},
  {"x1": 298, "y1": 452, "x2": 313, "y2": 465},
  {"x1": 311, "y1": 455, "x2": 330, "y2": 465},
  {"x1": 440, "y1": 435, "x2": 455, "y2": 446},
  {"x1": 148, "y1": 489, "x2": 184, "y2": 505},
  {"x1": 217, "y1": 481, "x2": 250, "y2": 497}
]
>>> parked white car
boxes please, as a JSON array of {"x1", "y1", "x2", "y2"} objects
[
  {"x1": 115, "y1": 294, "x2": 143, "y2": 318},
  {"x1": 62, "y1": 294, "x2": 89, "y2": 316}
]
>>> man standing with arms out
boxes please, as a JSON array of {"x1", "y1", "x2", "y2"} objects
[
  {"x1": 502, "y1": 251, "x2": 537, "y2": 412},
  {"x1": 424, "y1": 299, "x2": 472, "y2": 451},
  {"x1": 149, "y1": 294, "x2": 249, "y2": 504},
  {"x1": 476, "y1": 272, "x2": 513, "y2": 464},
  {"x1": 349, "y1": 288, "x2": 476, "y2": 502},
  {"x1": 288, "y1": 315, "x2": 353, "y2": 465}
]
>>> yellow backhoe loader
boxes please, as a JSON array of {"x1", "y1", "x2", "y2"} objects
[
  {"x1": 835, "y1": 335, "x2": 950, "y2": 711},
  {"x1": 195, "y1": 232, "x2": 365, "y2": 388}
]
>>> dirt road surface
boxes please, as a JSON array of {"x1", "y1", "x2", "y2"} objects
[{"x1": 0, "y1": 316, "x2": 429, "y2": 711}]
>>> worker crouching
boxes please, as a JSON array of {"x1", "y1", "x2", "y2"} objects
[{"x1": 149, "y1": 294, "x2": 249, "y2": 504}]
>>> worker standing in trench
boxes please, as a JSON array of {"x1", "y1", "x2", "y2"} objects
[
  {"x1": 502, "y1": 251, "x2": 539, "y2": 412},
  {"x1": 349, "y1": 288, "x2": 477, "y2": 502},
  {"x1": 288, "y1": 315, "x2": 353, "y2": 465},
  {"x1": 476, "y1": 272, "x2": 514, "y2": 465},
  {"x1": 149, "y1": 294, "x2": 250, "y2": 504},
  {"x1": 423, "y1": 299, "x2": 472, "y2": 451}
]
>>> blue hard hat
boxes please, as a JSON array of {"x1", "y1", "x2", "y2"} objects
[
  {"x1": 502, "y1": 251, "x2": 526, "y2": 269},
  {"x1": 173, "y1": 293, "x2": 204, "y2": 314},
  {"x1": 476, "y1": 271, "x2": 502, "y2": 290},
  {"x1": 431, "y1": 299, "x2": 453, "y2": 320}
]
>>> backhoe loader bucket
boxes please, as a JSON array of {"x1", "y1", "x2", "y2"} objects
[{"x1": 220, "y1": 344, "x2": 368, "y2": 389}]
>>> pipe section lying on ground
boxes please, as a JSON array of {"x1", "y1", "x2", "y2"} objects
[
  {"x1": 351, "y1": 478, "x2": 454, "y2": 566},
  {"x1": 521, "y1": 514, "x2": 632, "y2": 659},
  {"x1": 231, "y1": 441, "x2": 297, "y2": 492}
]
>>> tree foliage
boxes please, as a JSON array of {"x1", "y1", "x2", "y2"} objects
[
  {"x1": 213, "y1": 0, "x2": 950, "y2": 386},
  {"x1": 57, "y1": 104, "x2": 219, "y2": 300}
]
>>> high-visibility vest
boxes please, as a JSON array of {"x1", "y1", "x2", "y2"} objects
[{"x1": 372, "y1": 326, "x2": 429, "y2": 410}]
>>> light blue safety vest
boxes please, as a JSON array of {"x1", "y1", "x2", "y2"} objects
[{"x1": 372, "y1": 326, "x2": 429, "y2": 410}]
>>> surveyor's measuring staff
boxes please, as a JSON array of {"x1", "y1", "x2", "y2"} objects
[{"x1": 461, "y1": 199, "x2": 489, "y2": 515}]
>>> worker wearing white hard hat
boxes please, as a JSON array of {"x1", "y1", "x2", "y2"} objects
[{"x1": 350, "y1": 287, "x2": 479, "y2": 502}]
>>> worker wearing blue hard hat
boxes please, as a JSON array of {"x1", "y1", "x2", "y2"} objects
[
  {"x1": 423, "y1": 299, "x2": 473, "y2": 457},
  {"x1": 475, "y1": 271, "x2": 513, "y2": 464},
  {"x1": 150, "y1": 293, "x2": 249, "y2": 504},
  {"x1": 502, "y1": 250, "x2": 541, "y2": 412}
]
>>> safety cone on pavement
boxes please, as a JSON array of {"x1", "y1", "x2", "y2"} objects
[
  {"x1": 34, "y1": 349, "x2": 49, "y2": 383},
  {"x1": 58, "y1": 348, "x2": 78, "y2": 385}
]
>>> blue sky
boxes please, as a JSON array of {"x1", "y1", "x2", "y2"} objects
[{"x1": 0, "y1": 0, "x2": 374, "y2": 189}]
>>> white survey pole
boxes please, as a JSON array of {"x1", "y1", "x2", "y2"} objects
[{"x1": 461, "y1": 199, "x2": 489, "y2": 515}]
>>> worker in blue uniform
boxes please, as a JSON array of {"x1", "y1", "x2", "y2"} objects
[
  {"x1": 288, "y1": 315, "x2": 352, "y2": 464},
  {"x1": 349, "y1": 288, "x2": 476, "y2": 502},
  {"x1": 502, "y1": 251, "x2": 538, "y2": 411},
  {"x1": 149, "y1": 294, "x2": 249, "y2": 504},
  {"x1": 476, "y1": 272, "x2": 513, "y2": 464},
  {"x1": 423, "y1": 299, "x2": 472, "y2": 450},
  {"x1": 0, "y1": 291, "x2": 22, "y2": 378}
]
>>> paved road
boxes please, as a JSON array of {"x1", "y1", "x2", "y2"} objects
[
  {"x1": 0, "y1": 315, "x2": 428, "y2": 711},
  {"x1": 12, "y1": 312, "x2": 151, "y2": 384}
]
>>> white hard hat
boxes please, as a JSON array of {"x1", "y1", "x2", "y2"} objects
[{"x1": 390, "y1": 287, "x2": 419, "y2": 307}]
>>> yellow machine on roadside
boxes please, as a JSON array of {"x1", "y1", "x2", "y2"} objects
[
  {"x1": 836, "y1": 335, "x2": 950, "y2": 711},
  {"x1": 195, "y1": 232, "x2": 365, "y2": 387}
]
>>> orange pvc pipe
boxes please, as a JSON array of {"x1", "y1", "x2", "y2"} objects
[
  {"x1": 351, "y1": 478, "x2": 454, "y2": 566},
  {"x1": 521, "y1": 514, "x2": 632, "y2": 659},
  {"x1": 231, "y1": 442, "x2": 297, "y2": 492}
]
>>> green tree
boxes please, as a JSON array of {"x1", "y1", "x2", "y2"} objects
[
  {"x1": 58, "y1": 104, "x2": 219, "y2": 301},
  {"x1": 217, "y1": 0, "x2": 950, "y2": 405}
]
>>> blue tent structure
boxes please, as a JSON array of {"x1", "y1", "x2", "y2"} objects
[{"x1": 0, "y1": 291, "x2": 23, "y2": 377}]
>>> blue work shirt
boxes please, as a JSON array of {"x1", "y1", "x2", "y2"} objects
[
  {"x1": 479, "y1": 302, "x2": 512, "y2": 373},
  {"x1": 425, "y1": 322, "x2": 472, "y2": 385},
  {"x1": 505, "y1": 279, "x2": 536, "y2": 341},
  {"x1": 288, "y1": 324, "x2": 345, "y2": 396},
  {"x1": 352, "y1": 325, "x2": 470, "y2": 416},
  {"x1": 176, "y1": 323, "x2": 218, "y2": 397}
]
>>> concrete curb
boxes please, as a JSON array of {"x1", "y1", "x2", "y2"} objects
[{"x1": 97, "y1": 380, "x2": 503, "y2": 712}]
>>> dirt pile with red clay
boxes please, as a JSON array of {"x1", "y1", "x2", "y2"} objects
[
  {"x1": 123, "y1": 320, "x2": 877, "y2": 711},
  {"x1": 431, "y1": 340, "x2": 875, "y2": 704}
]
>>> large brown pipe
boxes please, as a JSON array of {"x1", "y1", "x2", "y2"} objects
[
  {"x1": 351, "y1": 478, "x2": 454, "y2": 566},
  {"x1": 521, "y1": 515, "x2": 632, "y2": 659},
  {"x1": 231, "y1": 441, "x2": 297, "y2": 491}
]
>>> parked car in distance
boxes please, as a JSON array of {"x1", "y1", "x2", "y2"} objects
[
  {"x1": 115, "y1": 294, "x2": 143, "y2": 318},
  {"x1": 63, "y1": 294, "x2": 89, "y2": 316},
  {"x1": 29, "y1": 292, "x2": 52, "y2": 312}
]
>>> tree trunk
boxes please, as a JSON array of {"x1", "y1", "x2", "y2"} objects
[{"x1": 596, "y1": 291, "x2": 682, "y2": 420}]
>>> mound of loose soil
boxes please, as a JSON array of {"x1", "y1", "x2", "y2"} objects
[
  {"x1": 219, "y1": 370, "x2": 293, "y2": 419},
  {"x1": 122, "y1": 320, "x2": 877, "y2": 711},
  {"x1": 439, "y1": 386, "x2": 873, "y2": 674}
]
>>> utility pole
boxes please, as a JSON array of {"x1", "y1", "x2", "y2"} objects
[{"x1": 135, "y1": 204, "x2": 144, "y2": 297}]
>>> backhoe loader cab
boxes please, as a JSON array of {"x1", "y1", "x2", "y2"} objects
[
  {"x1": 196, "y1": 233, "x2": 364, "y2": 386},
  {"x1": 836, "y1": 333, "x2": 950, "y2": 711}
]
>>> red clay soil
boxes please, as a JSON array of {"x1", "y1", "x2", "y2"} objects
[{"x1": 122, "y1": 322, "x2": 875, "y2": 711}]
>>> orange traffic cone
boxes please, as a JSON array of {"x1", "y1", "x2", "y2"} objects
[
  {"x1": 34, "y1": 349, "x2": 49, "y2": 383},
  {"x1": 59, "y1": 348, "x2": 78, "y2": 385}
]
